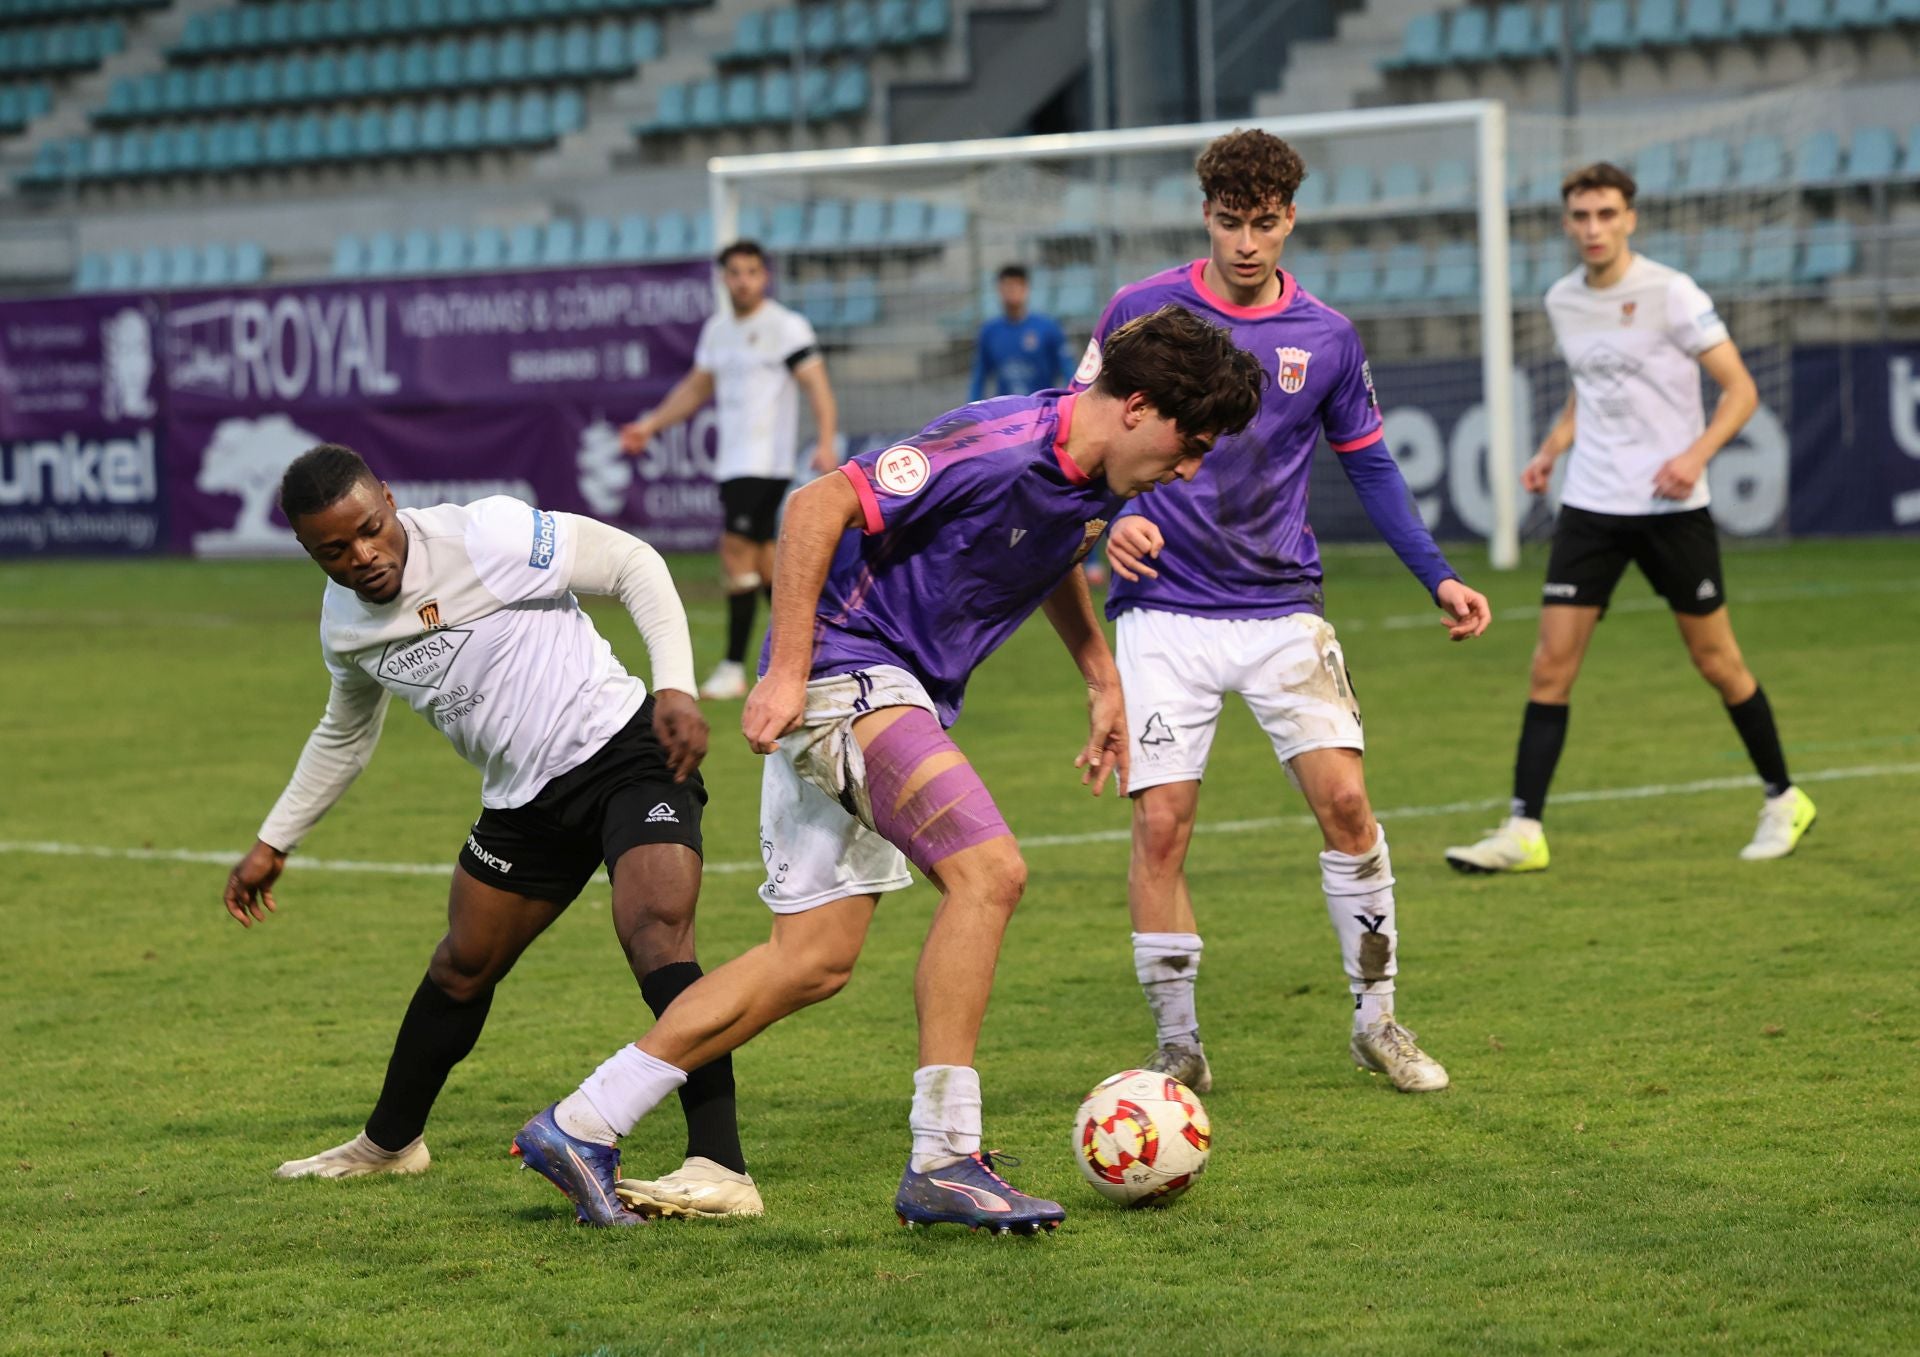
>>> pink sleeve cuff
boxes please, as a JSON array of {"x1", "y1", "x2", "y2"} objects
[
  {"x1": 1329, "y1": 426, "x2": 1385, "y2": 454},
  {"x1": 841, "y1": 462, "x2": 884, "y2": 535}
]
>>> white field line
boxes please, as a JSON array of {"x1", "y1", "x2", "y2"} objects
[
  {"x1": 5, "y1": 760, "x2": 1916, "y2": 880},
  {"x1": 1355, "y1": 577, "x2": 1920, "y2": 632}
]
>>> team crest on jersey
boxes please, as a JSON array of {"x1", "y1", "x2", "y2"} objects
[
  {"x1": 416, "y1": 599, "x2": 445, "y2": 631},
  {"x1": 1620, "y1": 300, "x2": 1637, "y2": 326},
  {"x1": 1074, "y1": 337, "x2": 1103, "y2": 385},
  {"x1": 874, "y1": 445, "x2": 931, "y2": 496},
  {"x1": 1277, "y1": 346, "x2": 1312, "y2": 394},
  {"x1": 1071, "y1": 517, "x2": 1109, "y2": 565}
]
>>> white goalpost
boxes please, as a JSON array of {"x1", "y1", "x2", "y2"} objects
[{"x1": 710, "y1": 101, "x2": 1522, "y2": 568}]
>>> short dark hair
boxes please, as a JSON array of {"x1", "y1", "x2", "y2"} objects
[
  {"x1": 1095, "y1": 304, "x2": 1266, "y2": 439},
  {"x1": 716, "y1": 238, "x2": 766, "y2": 266},
  {"x1": 996, "y1": 263, "x2": 1029, "y2": 283},
  {"x1": 1196, "y1": 129, "x2": 1308, "y2": 213},
  {"x1": 279, "y1": 444, "x2": 378, "y2": 523},
  {"x1": 1561, "y1": 162, "x2": 1637, "y2": 206}
]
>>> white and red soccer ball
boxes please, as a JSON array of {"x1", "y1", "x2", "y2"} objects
[{"x1": 1072, "y1": 1069, "x2": 1211, "y2": 1206}]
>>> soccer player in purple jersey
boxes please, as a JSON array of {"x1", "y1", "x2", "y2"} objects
[
  {"x1": 514, "y1": 305, "x2": 1265, "y2": 1231},
  {"x1": 1078, "y1": 130, "x2": 1493, "y2": 1096}
]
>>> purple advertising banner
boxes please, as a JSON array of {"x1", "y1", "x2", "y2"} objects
[{"x1": 1, "y1": 293, "x2": 167, "y2": 554}]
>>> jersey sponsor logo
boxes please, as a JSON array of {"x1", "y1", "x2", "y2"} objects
[
  {"x1": 1139, "y1": 711, "x2": 1175, "y2": 746},
  {"x1": 1361, "y1": 360, "x2": 1380, "y2": 411},
  {"x1": 646, "y1": 802, "x2": 680, "y2": 824},
  {"x1": 464, "y1": 834, "x2": 512, "y2": 874},
  {"x1": 1073, "y1": 336, "x2": 1102, "y2": 385},
  {"x1": 529, "y1": 506, "x2": 557, "y2": 568},
  {"x1": 1277, "y1": 346, "x2": 1312, "y2": 395},
  {"x1": 376, "y1": 628, "x2": 471, "y2": 689},
  {"x1": 874, "y1": 445, "x2": 931, "y2": 497},
  {"x1": 1071, "y1": 517, "x2": 1108, "y2": 565},
  {"x1": 416, "y1": 599, "x2": 444, "y2": 631}
]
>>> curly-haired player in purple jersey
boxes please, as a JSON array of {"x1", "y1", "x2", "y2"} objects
[
  {"x1": 1077, "y1": 130, "x2": 1494, "y2": 1095},
  {"x1": 514, "y1": 305, "x2": 1266, "y2": 1232}
]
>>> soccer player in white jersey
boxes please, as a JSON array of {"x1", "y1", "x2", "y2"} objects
[
  {"x1": 1086, "y1": 131, "x2": 1492, "y2": 1097},
  {"x1": 222, "y1": 446, "x2": 761, "y2": 1221},
  {"x1": 1446, "y1": 162, "x2": 1816, "y2": 874},
  {"x1": 621, "y1": 239, "x2": 839, "y2": 702}
]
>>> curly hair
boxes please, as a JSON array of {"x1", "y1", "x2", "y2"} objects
[
  {"x1": 1095, "y1": 304, "x2": 1267, "y2": 439},
  {"x1": 1195, "y1": 129, "x2": 1308, "y2": 213},
  {"x1": 1561, "y1": 161, "x2": 1637, "y2": 206}
]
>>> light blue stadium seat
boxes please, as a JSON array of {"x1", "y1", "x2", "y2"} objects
[
  {"x1": 357, "y1": 108, "x2": 388, "y2": 156},
  {"x1": 469, "y1": 224, "x2": 506, "y2": 268},
  {"x1": 736, "y1": 204, "x2": 770, "y2": 241},
  {"x1": 1780, "y1": 0, "x2": 1833, "y2": 28},
  {"x1": 1377, "y1": 244, "x2": 1427, "y2": 302},
  {"x1": 1505, "y1": 238, "x2": 1539, "y2": 298},
  {"x1": 874, "y1": 0, "x2": 911, "y2": 45},
  {"x1": 1829, "y1": 0, "x2": 1882, "y2": 25},
  {"x1": 723, "y1": 72, "x2": 757, "y2": 124},
  {"x1": 385, "y1": 103, "x2": 419, "y2": 153},
  {"x1": 1729, "y1": 0, "x2": 1787, "y2": 34},
  {"x1": 1584, "y1": 0, "x2": 1636, "y2": 49},
  {"x1": 1053, "y1": 264, "x2": 1098, "y2": 319},
  {"x1": 1798, "y1": 219, "x2": 1854, "y2": 280},
  {"x1": 104, "y1": 248, "x2": 137, "y2": 289},
  {"x1": 166, "y1": 242, "x2": 200, "y2": 286},
  {"x1": 839, "y1": 273, "x2": 879, "y2": 328},
  {"x1": 399, "y1": 228, "x2": 435, "y2": 273},
  {"x1": 365, "y1": 232, "x2": 402, "y2": 276},
  {"x1": 249, "y1": 59, "x2": 280, "y2": 104},
  {"x1": 912, "y1": 0, "x2": 949, "y2": 39},
  {"x1": 614, "y1": 213, "x2": 649, "y2": 260},
  {"x1": 419, "y1": 99, "x2": 451, "y2": 150},
  {"x1": 1378, "y1": 163, "x2": 1423, "y2": 201},
  {"x1": 592, "y1": 18, "x2": 627, "y2": 71},
  {"x1": 463, "y1": 35, "x2": 496, "y2": 84},
  {"x1": 725, "y1": 9, "x2": 766, "y2": 59},
  {"x1": 332, "y1": 233, "x2": 368, "y2": 275},
  {"x1": 483, "y1": 92, "x2": 516, "y2": 146},
  {"x1": 1844, "y1": 125, "x2": 1898, "y2": 181},
  {"x1": 189, "y1": 66, "x2": 219, "y2": 113},
  {"x1": 648, "y1": 82, "x2": 687, "y2": 132},
  {"x1": 1330, "y1": 163, "x2": 1373, "y2": 207},
  {"x1": 561, "y1": 24, "x2": 593, "y2": 75},
  {"x1": 174, "y1": 125, "x2": 206, "y2": 174},
  {"x1": 262, "y1": 116, "x2": 295, "y2": 165},
  {"x1": 649, "y1": 210, "x2": 695, "y2": 259},
  {"x1": 1681, "y1": 136, "x2": 1733, "y2": 191},
  {"x1": 840, "y1": 1, "x2": 876, "y2": 50},
  {"x1": 688, "y1": 213, "x2": 714, "y2": 258},
  {"x1": 577, "y1": 216, "x2": 614, "y2": 262},
  {"x1": 1056, "y1": 181, "x2": 1101, "y2": 231},
  {"x1": 504, "y1": 221, "x2": 540, "y2": 266},
  {"x1": 540, "y1": 218, "x2": 577, "y2": 264},
  {"x1": 800, "y1": 66, "x2": 831, "y2": 119},
  {"x1": 759, "y1": 68, "x2": 793, "y2": 122},
  {"x1": 450, "y1": 96, "x2": 485, "y2": 149},
  {"x1": 764, "y1": 6, "x2": 800, "y2": 57},
  {"x1": 430, "y1": 225, "x2": 468, "y2": 271},
  {"x1": 1490, "y1": 3, "x2": 1539, "y2": 57},
  {"x1": 1445, "y1": 5, "x2": 1492, "y2": 60},
  {"x1": 177, "y1": 13, "x2": 209, "y2": 53},
  {"x1": 630, "y1": 18, "x2": 660, "y2": 61},
  {"x1": 804, "y1": 2, "x2": 838, "y2": 52},
  {"x1": 295, "y1": 0, "x2": 326, "y2": 44},
  {"x1": 265, "y1": 3, "x2": 296, "y2": 47},
  {"x1": 1148, "y1": 172, "x2": 1194, "y2": 224},
  {"x1": 1284, "y1": 248, "x2": 1325, "y2": 293},
  {"x1": 1734, "y1": 134, "x2": 1785, "y2": 186},
  {"x1": 793, "y1": 278, "x2": 836, "y2": 329},
  {"x1": 552, "y1": 89, "x2": 582, "y2": 133},
  {"x1": 845, "y1": 197, "x2": 886, "y2": 246},
  {"x1": 766, "y1": 201, "x2": 807, "y2": 250},
  {"x1": 324, "y1": 110, "x2": 356, "y2": 159},
  {"x1": 1387, "y1": 11, "x2": 1444, "y2": 68},
  {"x1": 115, "y1": 130, "x2": 148, "y2": 178},
  {"x1": 133, "y1": 246, "x2": 169, "y2": 287},
  {"x1": 427, "y1": 36, "x2": 460, "y2": 86},
  {"x1": 206, "y1": 122, "x2": 237, "y2": 172},
  {"x1": 101, "y1": 76, "x2": 134, "y2": 120},
  {"x1": 1793, "y1": 130, "x2": 1841, "y2": 182},
  {"x1": 280, "y1": 55, "x2": 310, "y2": 102},
  {"x1": 1328, "y1": 249, "x2": 1380, "y2": 306},
  {"x1": 310, "y1": 54, "x2": 341, "y2": 100},
  {"x1": 74, "y1": 252, "x2": 109, "y2": 291},
  {"x1": 1635, "y1": 142, "x2": 1677, "y2": 196},
  {"x1": 1903, "y1": 123, "x2": 1920, "y2": 176},
  {"x1": 1292, "y1": 171, "x2": 1328, "y2": 212},
  {"x1": 513, "y1": 89, "x2": 550, "y2": 142},
  {"x1": 161, "y1": 68, "x2": 190, "y2": 114},
  {"x1": 1691, "y1": 230, "x2": 1744, "y2": 286},
  {"x1": 927, "y1": 202, "x2": 967, "y2": 239},
  {"x1": 1682, "y1": 0, "x2": 1731, "y2": 40},
  {"x1": 133, "y1": 71, "x2": 163, "y2": 116},
  {"x1": 198, "y1": 242, "x2": 234, "y2": 285},
  {"x1": 806, "y1": 198, "x2": 849, "y2": 249},
  {"x1": 1429, "y1": 158, "x2": 1473, "y2": 207},
  {"x1": 233, "y1": 241, "x2": 266, "y2": 283},
  {"x1": 497, "y1": 31, "x2": 528, "y2": 81},
  {"x1": 1634, "y1": 231, "x2": 1686, "y2": 271},
  {"x1": 687, "y1": 78, "x2": 723, "y2": 128},
  {"x1": 1429, "y1": 242, "x2": 1478, "y2": 299},
  {"x1": 530, "y1": 28, "x2": 561, "y2": 80},
  {"x1": 399, "y1": 41, "x2": 433, "y2": 90},
  {"x1": 828, "y1": 64, "x2": 867, "y2": 115},
  {"x1": 1744, "y1": 225, "x2": 1795, "y2": 280}
]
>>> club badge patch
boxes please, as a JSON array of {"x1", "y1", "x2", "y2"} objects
[
  {"x1": 874, "y1": 444, "x2": 931, "y2": 496},
  {"x1": 1277, "y1": 346, "x2": 1312, "y2": 395}
]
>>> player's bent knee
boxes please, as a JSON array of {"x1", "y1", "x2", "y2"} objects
[
  {"x1": 1320, "y1": 785, "x2": 1375, "y2": 845},
  {"x1": 427, "y1": 951, "x2": 497, "y2": 1004}
]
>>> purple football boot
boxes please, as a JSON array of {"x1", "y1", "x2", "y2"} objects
[
  {"x1": 511, "y1": 1105, "x2": 646, "y2": 1228},
  {"x1": 894, "y1": 1152, "x2": 1065, "y2": 1235}
]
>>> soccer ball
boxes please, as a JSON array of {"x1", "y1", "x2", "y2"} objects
[{"x1": 1072, "y1": 1069, "x2": 1211, "y2": 1206}]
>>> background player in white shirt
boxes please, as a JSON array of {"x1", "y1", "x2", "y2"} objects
[
  {"x1": 222, "y1": 445, "x2": 759, "y2": 1221},
  {"x1": 1446, "y1": 162, "x2": 1816, "y2": 874},
  {"x1": 621, "y1": 239, "x2": 839, "y2": 702}
]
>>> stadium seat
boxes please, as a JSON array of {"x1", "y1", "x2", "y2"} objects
[
  {"x1": 1387, "y1": 12, "x2": 1444, "y2": 68},
  {"x1": 1150, "y1": 172, "x2": 1195, "y2": 224},
  {"x1": 199, "y1": 242, "x2": 235, "y2": 286},
  {"x1": 1489, "y1": 2, "x2": 1540, "y2": 56},
  {"x1": 133, "y1": 244, "x2": 167, "y2": 287},
  {"x1": 687, "y1": 78, "x2": 723, "y2": 129},
  {"x1": 845, "y1": 197, "x2": 887, "y2": 246},
  {"x1": 1444, "y1": 5, "x2": 1492, "y2": 60},
  {"x1": 1829, "y1": 0, "x2": 1883, "y2": 26},
  {"x1": 829, "y1": 64, "x2": 868, "y2": 116},
  {"x1": 530, "y1": 29, "x2": 561, "y2": 81},
  {"x1": 1053, "y1": 265, "x2": 1097, "y2": 319},
  {"x1": 1327, "y1": 249, "x2": 1380, "y2": 306},
  {"x1": 614, "y1": 213, "x2": 649, "y2": 260},
  {"x1": 650, "y1": 210, "x2": 695, "y2": 259},
  {"x1": 1583, "y1": 0, "x2": 1636, "y2": 49},
  {"x1": 358, "y1": 108, "x2": 388, "y2": 156},
  {"x1": 839, "y1": 273, "x2": 879, "y2": 328},
  {"x1": 1793, "y1": 130, "x2": 1841, "y2": 182},
  {"x1": 1691, "y1": 230, "x2": 1744, "y2": 286},
  {"x1": 561, "y1": 24, "x2": 592, "y2": 76},
  {"x1": 648, "y1": 82, "x2": 688, "y2": 133},
  {"x1": 388, "y1": 103, "x2": 420, "y2": 154},
  {"x1": 760, "y1": 201, "x2": 801, "y2": 251},
  {"x1": 759, "y1": 68, "x2": 793, "y2": 123},
  {"x1": 793, "y1": 277, "x2": 836, "y2": 329},
  {"x1": 577, "y1": 216, "x2": 614, "y2": 263},
  {"x1": 723, "y1": 73, "x2": 757, "y2": 125},
  {"x1": 1429, "y1": 158, "x2": 1473, "y2": 207},
  {"x1": 840, "y1": 0, "x2": 876, "y2": 50},
  {"x1": 1780, "y1": 0, "x2": 1834, "y2": 29},
  {"x1": 451, "y1": 96, "x2": 485, "y2": 149},
  {"x1": 1379, "y1": 163, "x2": 1423, "y2": 202},
  {"x1": 1635, "y1": 231, "x2": 1687, "y2": 271},
  {"x1": 803, "y1": 3, "x2": 838, "y2": 53},
  {"x1": 365, "y1": 231, "x2": 402, "y2": 275},
  {"x1": 323, "y1": 110, "x2": 356, "y2": 160},
  {"x1": 431, "y1": 225, "x2": 469, "y2": 271},
  {"x1": 592, "y1": 19, "x2": 627, "y2": 72},
  {"x1": 104, "y1": 248, "x2": 137, "y2": 289},
  {"x1": 1330, "y1": 163, "x2": 1373, "y2": 208},
  {"x1": 540, "y1": 218, "x2": 577, "y2": 265},
  {"x1": 1734, "y1": 134, "x2": 1786, "y2": 187},
  {"x1": 1798, "y1": 219, "x2": 1854, "y2": 280},
  {"x1": 766, "y1": 6, "x2": 801, "y2": 55},
  {"x1": 806, "y1": 198, "x2": 850, "y2": 249},
  {"x1": 911, "y1": 0, "x2": 949, "y2": 39},
  {"x1": 398, "y1": 228, "x2": 434, "y2": 273},
  {"x1": 1728, "y1": 0, "x2": 1788, "y2": 36},
  {"x1": 1745, "y1": 225, "x2": 1795, "y2": 281},
  {"x1": 1680, "y1": 136, "x2": 1733, "y2": 192},
  {"x1": 1844, "y1": 126, "x2": 1898, "y2": 181},
  {"x1": 1903, "y1": 123, "x2": 1920, "y2": 177},
  {"x1": 1056, "y1": 181, "x2": 1101, "y2": 232},
  {"x1": 1634, "y1": 142, "x2": 1678, "y2": 197},
  {"x1": 233, "y1": 241, "x2": 267, "y2": 284},
  {"x1": 552, "y1": 88, "x2": 583, "y2": 134},
  {"x1": 1376, "y1": 244, "x2": 1427, "y2": 302},
  {"x1": 464, "y1": 35, "x2": 497, "y2": 84},
  {"x1": 469, "y1": 223, "x2": 506, "y2": 268},
  {"x1": 1292, "y1": 171, "x2": 1329, "y2": 212},
  {"x1": 505, "y1": 221, "x2": 540, "y2": 266},
  {"x1": 725, "y1": 9, "x2": 767, "y2": 60},
  {"x1": 332, "y1": 233, "x2": 368, "y2": 275},
  {"x1": 628, "y1": 15, "x2": 659, "y2": 59},
  {"x1": 1682, "y1": 0, "x2": 1732, "y2": 40},
  {"x1": 1428, "y1": 242, "x2": 1478, "y2": 299},
  {"x1": 799, "y1": 67, "x2": 831, "y2": 119},
  {"x1": 497, "y1": 31, "x2": 528, "y2": 81},
  {"x1": 74, "y1": 251, "x2": 109, "y2": 291},
  {"x1": 162, "y1": 243, "x2": 198, "y2": 286},
  {"x1": 513, "y1": 90, "x2": 551, "y2": 143},
  {"x1": 927, "y1": 202, "x2": 967, "y2": 239}
]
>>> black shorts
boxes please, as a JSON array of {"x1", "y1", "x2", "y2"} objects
[
  {"x1": 719, "y1": 476, "x2": 789, "y2": 543},
  {"x1": 457, "y1": 696, "x2": 706, "y2": 904},
  {"x1": 1543, "y1": 505, "x2": 1727, "y2": 616}
]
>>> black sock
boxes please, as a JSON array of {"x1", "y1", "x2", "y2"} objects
[
  {"x1": 640, "y1": 961, "x2": 746, "y2": 1175},
  {"x1": 1512, "y1": 700, "x2": 1570, "y2": 821},
  {"x1": 725, "y1": 590, "x2": 756, "y2": 665},
  {"x1": 364, "y1": 973, "x2": 494, "y2": 1152},
  {"x1": 1726, "y1": 685, "x2": 1791, "y2": 798}
]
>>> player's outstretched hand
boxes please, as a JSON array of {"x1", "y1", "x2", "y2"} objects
[
  {"x1": 1652, "y1": 450, "x2": 1707, "y2": 501},
  {"x1": 742, "y1": 672, "x2": 806, "y2": 755},
  {"x1": 619, "y1": 418, "x2": 654, "y2": 456},
  {"x1": 1436, "y1": 579, "x2": 1492, "y2": 641},
  {"x1": 224, "y1": 840, "x2": 286, "y2": 929},
  {"x1": 1520, "y1": 450, "x2": 1557, "y2": 495},
  {"x1": 652, "y1": 688, "x2": 709, "y2": 782},
  {"x1": 1074, "y1": 683, "x2": 1130, "y2": 797},
  {"x1": 1106, "y1": 517, "x2": 1164, "y2": 582}
]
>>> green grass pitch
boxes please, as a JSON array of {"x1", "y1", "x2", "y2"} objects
[{"x1": 2, "y1": 538, "x2": 1916, "y2": 1354}]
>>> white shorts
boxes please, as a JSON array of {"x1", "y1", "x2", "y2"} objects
[
  {"x1": 1117, "y1": 609, "x2": 1364, "y2": 795},
  {"x1": 757, "y1": 664, "x2": 930, "y2": 914}
]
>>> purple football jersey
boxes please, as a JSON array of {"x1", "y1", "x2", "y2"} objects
[
  {"x1": 1075, "y1": 260, "x2": 1385, "y2": 620},
  {"x1": 775, "y1": 392, "x2": 1123, "y2": 727}
]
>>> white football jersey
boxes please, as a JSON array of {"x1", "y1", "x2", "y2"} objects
[
  {"x1": 1546, "y1": 252, "x2": 1730, "y2": 516},
  {"x1": 694, "y1": 298, "x2": 819, "y2": 482},
  {"x1": 316, "y1": 496, "x2": 646, "y2": 809}
]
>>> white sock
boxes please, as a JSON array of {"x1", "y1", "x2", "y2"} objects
[
  {"x1": 1132, "y1": 931, "x2": 1203, "y2": 1048},
  {"x1": 908, "y1": 1064, "x2": 982, "y2": 1173},
  {"x1": 556, "y1": 1044, "x2": 687, "y2": 1145},
  {"x1": 1508, "y1": 814, "x2": 1543, "y2": 837},
  {"x1": 1321, "y1": 825, "x2": 1398, "y2": 1034}
]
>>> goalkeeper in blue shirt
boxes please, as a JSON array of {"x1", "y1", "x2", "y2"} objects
[{"x1": 969, "y1": 264, "x2": 1074, "y2": 401}]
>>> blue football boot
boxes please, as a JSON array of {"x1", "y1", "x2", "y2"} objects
[
  {"x1": 511, "y1": 1105, "x2": 646, "y2": 1228},
  {"x1": 894, "y1": 1151, "x2": 1065, "y2": 1234}
]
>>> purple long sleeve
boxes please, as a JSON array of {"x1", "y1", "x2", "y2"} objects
[{"x1": 1337, "y1": 439, "x2": 1458, "y2": 600}]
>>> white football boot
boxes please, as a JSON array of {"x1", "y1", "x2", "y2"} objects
[
  {"x1": 614, "y1": 1156, "x2": 765, "y2": 1219},
  {"x1": 274, "y1": 1132, "x2": 430, "y2": 1179},
  {"x1": 698, "y1": 660, "x2": 748, "y2": 701},
  {"x1": 1351, "y1": 1015, "x2": 1450, "y2": 1093},
  {"x1": 1739, "y1": 787, "x2": 1817, "y2": 861},
  {"x1": 1444, "y1": 817, "x2": 1549, "y2": 874}
]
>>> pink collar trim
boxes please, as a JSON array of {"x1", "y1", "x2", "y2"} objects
[
  {"x1": 1189, "y1": 258, "x2": 1296, "y2": 320},
  {"x1": 1052, "y1": 393, "x2": 1091, "y2": 485}
]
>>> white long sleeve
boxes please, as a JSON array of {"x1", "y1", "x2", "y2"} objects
[
  {"x1": 256, "y1": 673, "x2": 391, "y2": 853},
  {"x1": 557, "y1": 513, "x2": 698, "y2": 699}
]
